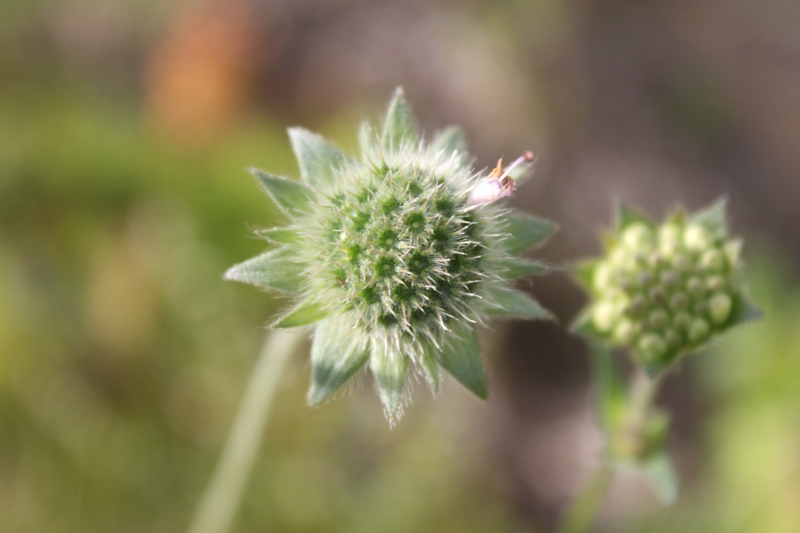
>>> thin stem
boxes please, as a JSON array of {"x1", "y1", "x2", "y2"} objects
[
  {"x1": 557, "y1": 367, "x2": 664, "y2": 533},
  {"x1": 188, "y1": 329, "x2": 304, "y2": 533}
]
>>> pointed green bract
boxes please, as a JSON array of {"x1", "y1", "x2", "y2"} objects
[
  {"x1": 358, "y1": 121, "x2": 378, "y2": 160},
  {"x1": 690, "y1": 197, "x2": 728, "y2": 241},
  {"x1": 308, "y1": 319, "x2": 369, "y2": 405},
  {"x1": 429, "y1": 126, "x2": 467, "y2": 160},
  {"x1": 730, "y1": 296, "x2": 763, "y2": 326},
  {"x1": 614, "y1": 200, "x2": 653, "y2": 232},
  {"x1": 437, "y1": 322, "x2": 487, "y2": 399},
  {"x1": 370, "y1": 345, "x2": 409, "y2": 416},
  {"x1": 485, "y1": 285, "x2": 553, "y2": 319},
  {"x1": 288, "y1": 127, "x2": 350, "y2": 187},
  {"x1": 419, "y1": 348, "x2": 440, "y2": 392},
  {"x1": 498, "y1": 257, "x2": 547, "y2": 279},
  {"x1": 273, "y1": 299, "x2": 329, "y2": 328},
  {"x1": 250, "y1": 168, "x2": 313, "y2": 215},
  {"x1": 573, "y1": 259, "x2": 599, "y2": 291},
  {"x1": 255, "y1": 227, "x2": 301, "y2": 245},
  {"x1": 638, "y1": 451, "x2": 679, "y2": 506},
  {"x1": 224, "y1": 248, "x2": 304, "y2": 293},
  {"x1": 499, "y1": 213, "x2": 557, "y2": 255},
  {"x1": 381, "y1": 87, "x2": 418, "y2": 151}
]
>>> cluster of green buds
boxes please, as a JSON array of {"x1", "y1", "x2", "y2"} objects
[
  {"x1": 574, "y1": 200, "x2": 762, "y2": 373},
  {"x1": 226, "y1": 88, "x2": 556, "y2": 420}
]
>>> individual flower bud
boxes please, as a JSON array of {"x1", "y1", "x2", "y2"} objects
[
  {"x1": 683, "y1": 224, "x2": 713, "y2": 251},
  {"x1": 613, "y1": 319, "x2": 638, "y2": 345},
  {"x1": 593, "y1": 300, "x2": 619, "y2": 332},
  {"x1": 226, "y1": 88, "x2": 556, "y2": 420},
  {"x1": 627, "y1": 294, "x2": 648, "y2": 316},
  {"x1": 706, "y1": 275, "x2": 726, "y2": 292},
  {"x1": 673, "y1": 311, "x2": 692, "y2": 331},
  {"x1": 669, "y1": 292, "x2": 689, "y2": 311},
  {"x1": 660, "y1": 270, "x2": 680, "y2": 288},
  {"x1": 658, "y1": 224, "x2": 682, "y2": 256},
  {"x1": 622, "y1": 223, "x2": 655, "y2": 251},
  {"x1": 708, "y1": 293, "x2": 732, "y2": 325},
  {"x1": 686, "y1": 276, "x2": 705, "y2": 297},
  {"x1": 638, "y1": 333, "x2": 668, "y2": 363},
  {"x1": 593, "y1": 262, "x2": 615, "y2": 293},
  {"x1": 664, "y1": 328, "x2": 682, "y2": 348},
  {"x1": 648, "y1": 287, "x2": 666, "y2": 304},
  {"x1": 648, "y1": 309, "x2": 669, "y2": 330},
  {"x1": 688, "y1": 319, "x2": 710, "y2": 344},
  {"x1": 700, "y1": 249, "x2": 726, "y2": 272}
]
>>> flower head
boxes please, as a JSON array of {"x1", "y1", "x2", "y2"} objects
[
  {"x1": 225, "y1": 88, "x2": 556, "y2": 419},
  {"x1": 573, "y1": 200, "x2": 762, "y2": 374}
]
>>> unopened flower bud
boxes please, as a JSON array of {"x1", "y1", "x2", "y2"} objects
[
  {"x1": 639, "y1": 333, "x2": 668, "y2": 363},
  {"x1": 709, "y1": 293, "x2": 732, "y2": 325},
  {"x1": 623, "y1": 223, "x2": 654, "y2": 250},
  {"x1": 613, "y1": 319, "x2": 637, "y2": 344},
  {"x1": 648, "y1": 309, "x2": 669, "y2": 330},
  {"x1": 669, "y1": 292, "x2": 689, "y2": 311},
  {"x1": 700, "y1": 249, "x2": 726, "y2": 272},
  {"x1": 684, "y1": 224, "x2": 713, "y2": 251},
  {"x1": 686, "y1": 276, "x2": 705, "y2": 297},
  {"x1": 688, "y1": 319, "x2": 710, "y2": 344}
]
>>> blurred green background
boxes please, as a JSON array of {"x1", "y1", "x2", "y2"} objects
[{"x1": 1, "y1": 0, "x2": 799, "y2": 531}]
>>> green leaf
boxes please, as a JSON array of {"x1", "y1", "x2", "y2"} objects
[
  {"x1": 590, "y1": 342, "x2": 628, "y2": 433},
  {"x1": 224, "y1": 248, "x2": 303, "y2": 293},
  {"x1": 381, "y1": 87, "x2": 418, "y2": 151},
  {"x1": 288, "y1": 127, "x2": 350, "y2": 187},
  {"x1": 437, "y1": 322, "x2": 487, "y2": 399},
  {"x1": 573, "y1": 259, "x2": 600, "y2": 291},
  {"x1": 429, "y1": 126, "x2": 467, "y2": 160},
  {"x1": 614, "y1": 200, "x2": 653, "y2": 232},
  {"x1": 497, "y1": 257, "x2": 547, "y2": 279},
  {"x1": 690, "y1": 197, "x2": 728, "y2": 241},
  {"x1": 358, "y1": 121, "x2": 378, "y2": 159},
  {"x1": 249, "y1": 168, "x2": 313, "y2": 215},
  {"x1": 254, "y1": 227, "x2": 301, "y2": 244},
  {"x1": 638, "y1": 451, "x2": 679, "y2": 506},
  {"x1": 419, "y1": 348, "x2": 440, "y2": 392},
  {"x1": 485, "y1": 285, "x2": 553, "y2": 319},
  {"x1": 273, "y1": 299, "x2": 329, "y2": 328},
  {"x1": 307, "y1": 319, "x2": 369, "y2": 405},
  {"x1": 498, "y1": 212, "x2": 557, "y2": 255},
  {"x1": 370, "y1": 344, "x2": 410, "y2": 416}
]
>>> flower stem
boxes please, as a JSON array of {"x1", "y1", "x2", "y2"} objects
[
  {"x1": 188, "y1": 329, "x2": 304, "y2": 533},
  {"x1": 558, "y1": 367, "x2": 663, "y2": 533}
]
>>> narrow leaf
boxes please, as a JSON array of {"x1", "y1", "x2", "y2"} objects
[
  {"x1": 429, "y1": 126, "x2": 467, "y2": 160},
  {"x1": 370, "y1": 344, "x2": 409, "y2": 416},
  {"x1": 288, "y1": 127, "x2": 350, "y2": 187},
  {"x1": 224, "y1": 248, "x2": 303, "y2": 293},
  {"x1": 638, "y1": 452, "x2": 679, "y2": 506},
  {"x1": 485, "y1": 285, "x2": 553, "y2": 319},
  {"x1": 497, "y1": 257, "x2": 547, "y2": 279},
  {"x1": 381, "y1": 87, "x2": 418, "y2": 151},
  {"x1": 498, "y1": 212, "x2": 557, "y2": 255},
  {"x1": 273, "y1": 299, "x2": 329, "y2": 328},
  {"x1": 690, "y1": 197, "x2": 728, "y2": 241},
  {"x1": 437, "y1": 322, "x2": 487, "y2": 399},
  {"x1": 614, "y1": 200, "x2": 653, "y2": 232},
  {"x1": 249, "y1": 168, "x2": 313, "y2": 215},
  {"x1": 254, "y1": 227, "x2": 301, "y2": 244},
  {"x1": 308, "y1": 319, "x2": 369, "y2": 405}
]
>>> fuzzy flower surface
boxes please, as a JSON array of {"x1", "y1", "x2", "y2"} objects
[
  {"x1": 573, "y1": 200, "x2": 762, "y2": 374},
  {"x1": 225, "y1": 89, "x2": 556, "y2": 418}
]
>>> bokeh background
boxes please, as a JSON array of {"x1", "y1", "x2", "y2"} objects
[{"x1": 1, "y1": 0, "x2": 799, "y2": 531}]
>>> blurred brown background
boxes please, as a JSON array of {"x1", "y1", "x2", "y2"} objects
[{"x1": 1, "y1": 0, "x2": 799, "y2": 531}]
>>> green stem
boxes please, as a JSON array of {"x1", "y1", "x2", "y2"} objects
[
  {"x1": 558, "y1": 367, "x2": 664, "y2": 533},
  {"x1": 188, "y1": 329, "x2": 304, "y2": 533}
]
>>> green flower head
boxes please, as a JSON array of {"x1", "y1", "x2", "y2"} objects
[
  {"x1": 226, "y1": 88, "x2": 556, "y2": 419},
  {"x1": 573, "y1": 199, "x2": 762, "y2": 374}
]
